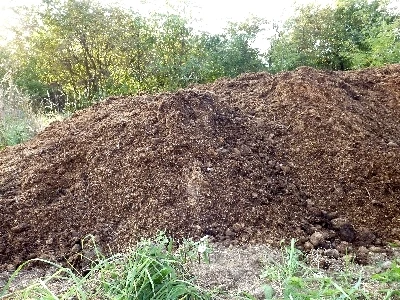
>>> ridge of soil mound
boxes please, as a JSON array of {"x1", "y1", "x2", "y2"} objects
[{"x1": 1, "y1": 65, "x2": 399, "y2": 269}]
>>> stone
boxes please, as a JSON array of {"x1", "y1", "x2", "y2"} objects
[
  {"x1": 232, "y1": 148, "x2": 241, "y2": 156},
  {"x1": 6, "y1": 264, "x2": 14, "y2": 272},
  {"x1": 390, "y1": 228, "x2": 400, "y2": 238},
  {"x1": 309, "y1": 206, "x2": 323, "y2": 217},
  {"x1": 240, "y1": 234, "x2": 249, "y2": 243},
  {"x1": 309, "y1": 231, "x2": 324, "y2": 247},
  {"x1": 324, "y1": 249, "x2": 339, "y2": 259},
  {"x1": 336, "y1": 241, "x2": 352, "y2": 254},
  {"x1": 355, "y1": 246, "x2": 369, "y2": 264},
  {"x1": 306, "y1": 199, "x2": 315, "y2": 208},
  {"x1": 356, "y1": 227, "x2": 376, "y2": 246},
  {"x1": 281, "y1": 165, "x2": 290, "y2": 173},
  {"x1": 240, "y1": 145, "x2": 252, "y2": 155},
  {"x1": 368, "y1": 246, "x2": 383, "y2": 253},
  {"x1": 253, "y1": 286, "x2": 271, "y2": 300},
  {"x1": 298, "y1": 236, "x2": 309, "y2": 244},
  {"x1": 70, "y1": 243, "x2": 82, "y2": 254},
  {"x1": 304, "y1": 241, "x2": 314, "y2": 251},
  {"x1": 326, "y1": 211, "x2": 339, "y2": 220},
  {"x1": 10, "y1": 223, "x2": 30, "y2": 233},
  {"x1": 339, "y1": 223, "x2": 356, "y2": 242},
  {"x1": 381, "y1": 261, "x2": 392, "y2": 270},
  {"x1": 232, "y1": 223, "x2": 243, "y2": 232},
  {"x1": 225, "y1": 228, "x2": 235, "y2": 237}
]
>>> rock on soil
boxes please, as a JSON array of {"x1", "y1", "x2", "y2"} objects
[{"x1": 0, "y1": 65, "x2": 399, "y2": 270}]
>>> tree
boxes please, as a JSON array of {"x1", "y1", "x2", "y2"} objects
[
  {"x1": 196, "y1": 18, "x2": 267, "y2": 81},
  {"x1": 267, "y1": 0, "x2": 400, "y2": 73},
  {"x1": 11, "y1": 0, "x2": 148, "y2": 110},
  {"x1": 7, "y1": 0, "x2": 267, "y2": 112}
]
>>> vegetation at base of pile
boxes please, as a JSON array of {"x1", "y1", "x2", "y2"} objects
[
  {"x1": 1, "y1": 235, "x2": 399, "y2": 300},
  {"x1": 260, "y1": 240, "x2": 400, "y2": 300},
  {"x1": 0, "y1": 233, "x2": 212, "y2": 300}
]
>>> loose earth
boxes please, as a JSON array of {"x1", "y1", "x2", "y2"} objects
[{"x1": 0, "y1": 65, "x2": 399, "y2": 270}]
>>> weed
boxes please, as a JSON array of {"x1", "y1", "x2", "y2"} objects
[{"x1": 371, "y1": 259, "x2": 400, "y2": 299}]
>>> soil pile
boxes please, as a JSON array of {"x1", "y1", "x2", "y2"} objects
[{"x1": 1, "y1": 65, "x2": 399, "y2": 269}]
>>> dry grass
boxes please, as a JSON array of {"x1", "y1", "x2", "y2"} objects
[{"x1": 0, "y1": 74, "x2": 64, "y2": 148}]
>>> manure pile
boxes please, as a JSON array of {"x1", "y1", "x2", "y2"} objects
[{"x1": 0, "y1": 65, "x2": 399, "y2": 269}]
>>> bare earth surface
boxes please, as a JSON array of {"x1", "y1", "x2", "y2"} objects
[{"x1": 0, "y1": 65, "x2": 399, "y2": 273}]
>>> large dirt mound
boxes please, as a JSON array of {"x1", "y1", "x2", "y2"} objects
[{"x1": 1, "y1": 65, "x2": 399, "y2": 269}]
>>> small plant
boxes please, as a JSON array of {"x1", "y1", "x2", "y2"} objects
[
  {"x1": 178, "y1": 235, "x2": 211, "y2": 264},
  {"x1": 373, "y1": 259, "x2": 400, "y2": 283},
  {"x1": 371, "y1": 259, "x2": 400, "y2": 299}
]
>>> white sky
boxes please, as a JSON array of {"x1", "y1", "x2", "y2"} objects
[
  {"x1": 0, "y1": 0, "x2": 399, "y2": 50},
  {"x1": 0, "y1": 0, "x2": 335, "y2": 34}
]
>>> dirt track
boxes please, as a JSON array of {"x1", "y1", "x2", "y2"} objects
[{"x1": 0, "y1": 65, "x2": 399, "y2": 270}]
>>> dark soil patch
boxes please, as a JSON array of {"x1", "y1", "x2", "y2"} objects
[{"x1": 0, "y1": 65, "x2": 399, "y2": 270}]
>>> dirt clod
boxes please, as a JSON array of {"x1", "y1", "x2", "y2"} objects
[
  {"x1": 324, "y1": 249, "x2": 340, "y2": 259},
  {"x1": 310, "y1": 232, "x2": 325, "y2": 247},
  {"x1": 1, "y1": 65, "x2": 399, "y2": 269},
  {"x1": 339, "y1": 224, "x2": 357, "y2": 243}
]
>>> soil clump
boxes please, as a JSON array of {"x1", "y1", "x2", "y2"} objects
[{"x1": 0, "y1": 65, "x2": 399, "y2": 270}]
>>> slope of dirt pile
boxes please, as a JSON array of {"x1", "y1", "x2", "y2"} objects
[{"x1": 1, "y1": 65, "x2": 399, "y2": 269}]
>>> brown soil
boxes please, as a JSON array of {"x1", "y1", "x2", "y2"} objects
[{"x1": 0, "y1": 65, "x2": 399, "y2": 270}]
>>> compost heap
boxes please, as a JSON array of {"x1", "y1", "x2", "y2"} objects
[{"x1": 1, "y1": 65, "x2": 399, "y2": 269}]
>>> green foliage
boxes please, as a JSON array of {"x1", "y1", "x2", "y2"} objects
[
  {"x1": 215, "y1": 19, "x2": 267, "y2": 78},
  {"x1": 0, "y1": 233, "x2": 211, "y2": 300},
  {"x1": 7, "y1": 0, "x2": 266, "y2": 113},
  {"x1": 101, "y1": 234, "x2": 209, "y2": 299},
  {"x1": 267, "y1": 0, "x2": 400, "y2": 73},
  {"x1": 12, "y1": 0, "x2": 147, "y2": 110}
]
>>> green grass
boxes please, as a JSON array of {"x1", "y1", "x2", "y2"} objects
[
  {"x1": 260, "y1": 239, "x2": 400, "y2": 300},
  {"x1": 0, "y1": 234, "x2": 212, "y2": 300},
  {"x1": 371, "y1": 259, "x2": 400, "y2": 299},
  {"x1": 1, "y1": 234, "x2": 399, "y2": 300}
]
